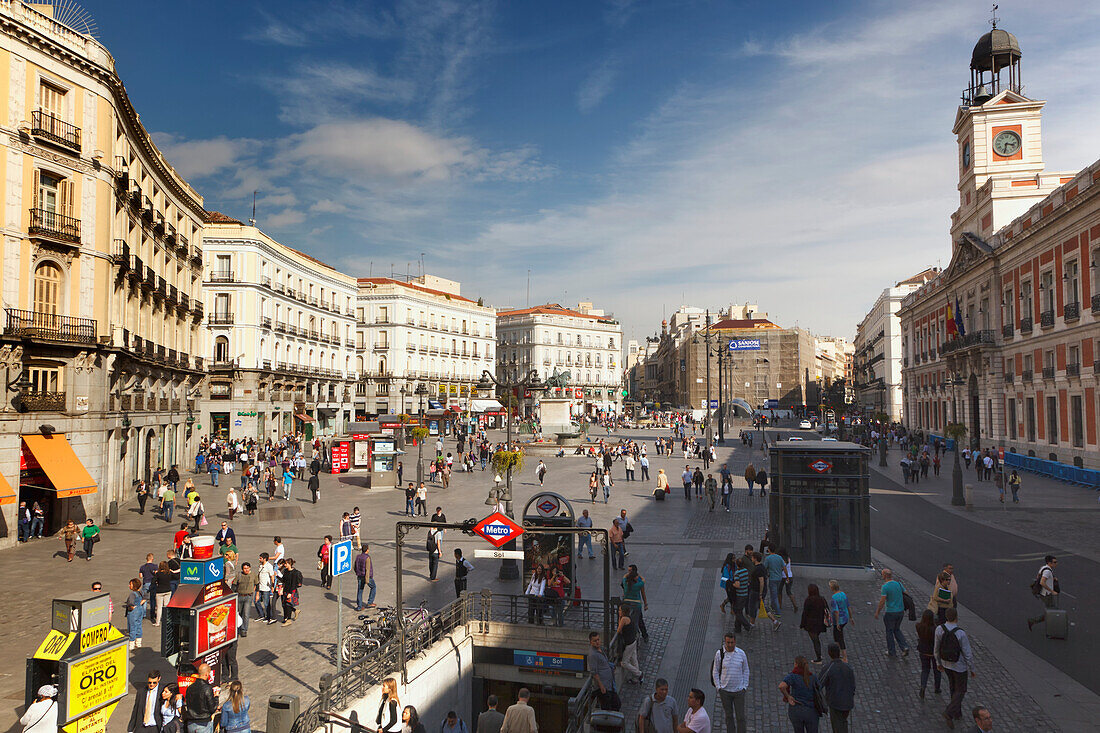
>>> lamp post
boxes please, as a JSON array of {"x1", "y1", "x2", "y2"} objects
[
  {"x1": 692, "y1": 310, "x2": 715, "y2": 452},
  {"x1": 478, "y1": 368, "x2": 544, "y2": 581},
  {"x1": 415, "y1": 383, "x2": 428, "y2": 484},
  {"x1": 946, "y1": 373, "x2": 967, "y2": 506}
]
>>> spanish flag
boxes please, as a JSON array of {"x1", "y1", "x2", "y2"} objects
[{"x1": 945, "y1": 299, "x2": 957, "y2": 337}]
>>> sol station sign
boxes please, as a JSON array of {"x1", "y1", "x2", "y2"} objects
[{"x1": 472, "y1": 511, "x2": 524, "y2": 548}]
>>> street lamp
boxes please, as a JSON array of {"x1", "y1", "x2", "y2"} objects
[
  {"x1": 691, "y1": 310, "x2": 715, "y2": 452},
  {"x1": 477, "y1": 368, "x2": 544, "y2": 581},
  {"x1": 415, "y1": 382, "x2": 428, "y2": 484},
  {"x1": 946, "y1": 373, "x2": 967, "y2": 506}
]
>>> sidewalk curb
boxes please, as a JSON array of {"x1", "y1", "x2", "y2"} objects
[{"x1": 873, "y1": 548, "x2": 1100, "y2": 731}]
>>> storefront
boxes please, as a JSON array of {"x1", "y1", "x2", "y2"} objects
[
  {"x1": 19, "y1": 433, "x2": 97, "y2": 534},
  {"x1": 210, "y1": 412, "x2": 230, "y2": 440},
  {"x1": 294, "y1": 411, "x2": 315, "y2": 440}
]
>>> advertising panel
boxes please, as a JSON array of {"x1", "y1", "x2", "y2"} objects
[
  {"x1": 62, "y1": 641, "x2": 128, "y2": 723},
  {"x1": 728, "y1": 339, "x2": 761, "y2": 351},
  {"x1": 193, "y1": 596, "x2": 237, "y2": 656},
  {"x1": 354, "y1": 441, "x2": 371, "y2": 467},
  {"x1": 512, "y1": 650, "x2": 586, "y2": 673}
]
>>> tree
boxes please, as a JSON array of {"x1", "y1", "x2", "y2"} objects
[
  {"x1": 944, "y1": 422, "x2": 967, "y2": 445},
  {"x1": 490, "y1": 449, "x2": 525, "y2": 477}
]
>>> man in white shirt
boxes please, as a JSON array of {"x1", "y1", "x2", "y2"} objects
[
  {"x1": 677, "y1": 689, "x2": 710, "y2": 733},
  {"x1": 711, "y1": 633, "x2": 749, "y2": 733}
]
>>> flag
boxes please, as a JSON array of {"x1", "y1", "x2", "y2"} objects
[
  {"x1": 945, "y1": 299, "x2": 957, "y2": 337},
  {"x1": 954, "y1": 296, "x2": 966, "y2": 337}
]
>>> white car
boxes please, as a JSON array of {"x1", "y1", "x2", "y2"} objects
[
  {"x1": 799, "y1": 419, "x2": 812, "y2": 429},
  {"x1": 788, "y1": 436, "x2": 804, "y2": 441},
  {"x1": 822, "y1": 437, "x2": 838, "y2": 442}
]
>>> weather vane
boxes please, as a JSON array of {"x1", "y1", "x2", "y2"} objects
[{"x1": 990, "y1": 4, "x2": 1000, "y2": 29}]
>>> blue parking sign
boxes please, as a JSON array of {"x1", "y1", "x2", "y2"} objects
[{"x1": 330, "y1": 539, "x2": 354, "y2": 576}]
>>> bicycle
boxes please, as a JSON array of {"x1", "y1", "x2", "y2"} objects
[{"x1": 338, "y1": 601, "x2": 430, "y2": 664}]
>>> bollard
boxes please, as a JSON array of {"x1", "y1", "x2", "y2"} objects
[
  {"x1": 590, "y1": 710, "x2": 625, "y2": 732},
  {"x1": 964, "y1": 483, "x2": 973, "y2": 510},
  {"x1": 267, "y1": 694, "x2": 300, "y2": 733},
  {"x1": 106, "y1": 500, "x2": 119, "y2": 525}
]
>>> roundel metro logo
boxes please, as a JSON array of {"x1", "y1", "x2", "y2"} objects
[
  {"x1": 473, "y1": 511, "x2": 524, "y2": 548},
  {"x1": 809, "y1": 459, "x2": 832, "y2": 474}
]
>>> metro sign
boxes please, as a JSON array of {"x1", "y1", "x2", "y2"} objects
[
  {"x1": 809, "y1": 459, "x2": 833, "y2": 474},
  {"x1": 473, "y1": 511, "x2": 525, "y2": 548}
]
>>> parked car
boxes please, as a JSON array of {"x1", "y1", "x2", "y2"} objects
[{"x1": 798, "y1": 419, "x2": 812, "y2": 429}]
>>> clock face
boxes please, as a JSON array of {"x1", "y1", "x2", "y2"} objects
[
  {"x1": 962, "y1": 142, "x2": 971, "y2": 169},
  {"x1": 993, "y1": 130, "x2": 1022, "y2": 157}
]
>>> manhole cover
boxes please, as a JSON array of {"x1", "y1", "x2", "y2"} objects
[{"x1": 258, "y1": 505, "x2": 305, "y2": 522}]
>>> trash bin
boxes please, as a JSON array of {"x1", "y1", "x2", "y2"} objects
[
  {"x1": 107, "y1": 501, "x2": 119, "y2": 525},
  {"x1": 590, "y1": 710, "x2": 625, "y2": 732},
  {"x1": 267, "y1": 694, "x2": 300, "y2": 733}
]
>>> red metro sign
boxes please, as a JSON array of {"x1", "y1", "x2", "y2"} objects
[
  {"x1": 809, "y1": 459, "x2": 833, "y2": 474},
  {"x1": 473, "y1": 511, "x2": 525, "y2": 548}
]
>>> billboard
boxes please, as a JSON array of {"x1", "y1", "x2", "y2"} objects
[
  {"x1": 728, "y1": 339, "x2": 761, "y2": 351},
  {"x1": 193, "y1": 596, "x2": 237, "y2": 656},
  {"x1": 62, "y1": 641, "x2": 128, "y2": 723}
]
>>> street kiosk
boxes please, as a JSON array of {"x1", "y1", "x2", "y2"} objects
[
  {"x1": 768, "y1": 440, "x2": 872, "y2": 568},
  {"x1": 26, "y1": 593, "x2": 128, "y2": 733},
  {"x1": 162, "y1": 553, "x2": 238, "y2": 692}
]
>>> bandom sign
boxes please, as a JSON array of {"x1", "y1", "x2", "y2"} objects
[{"x1": 728, "y1": 339, "x2": 761, "y2": 351}]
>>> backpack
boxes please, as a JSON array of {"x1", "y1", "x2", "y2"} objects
[
  {"x1": 426, "y1": 531, "x2": 438, "y2": 553},
  {"x1": 710, "y1": 649, "x2": 725, "y2": 687},
  {"x1": 938, "y1": 625, "x2": 962, "y2": 663}
]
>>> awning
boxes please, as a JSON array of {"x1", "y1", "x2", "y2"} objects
[
  {"x1": 21, "y1": 434, "x2": 97, "y2": 498},
  {"x1": 294, "y1": 413, "x2": 316, "y2": 423},
  {"x1": 469, "y1": 399, "x2": 503, "y2": 412},
  {"x1": 0, "y1": 471, "x2": 15, "y2": 506}
]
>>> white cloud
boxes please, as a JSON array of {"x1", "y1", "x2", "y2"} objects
[
  {"x1": 152, "y1": 134, "x2": 257, "y2": 181},
  {"x1": 578, "y1": 57, "x2": 620, "y2": 113}
]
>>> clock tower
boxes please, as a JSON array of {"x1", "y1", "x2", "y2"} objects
[{"x1": 950, "y1": 23, "x2": 1071, "y2": 246}]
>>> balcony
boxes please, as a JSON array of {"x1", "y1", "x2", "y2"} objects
[
  {"x1": 262, "y1": 317, "x2": 272, "y2": 329},
  {"x1": 373, "y1": 343, "x2": 390, "y2": 351},
  {"x1": 1021, "y1": 369, "x2": 1033, "y2": 381},
  {"x1": 1066, "y1": 362, "x2": 1080, "y2": 377},
  {"x1": 208, "y1": 271, "x2": 235, "y2": 284},
  {"x1": 941, "y1": 329, "x2": 995, "y2": 355},
  {"x1": 168, "y1": 284, "x2": 178, "y2": 305},
  {"x1": 210, "y1": 358, "x2": 235, "y2": 370},
  {"x1": 30, "y1": 110, "x2": 81, "y2": 152},
  {"x1": 261, "y1": 276, "x2": 271, "y2": 289},
  {"x1": 1042, "y1": 366, "x2": 1055, "y2": 380},
  {"x1": 140, "y1": 196, "x2": 154, "y2": 222},
  {"x1": 112, "y1": 240, "x2": 130, "y2": 267},
  {"x1": 209, "y1": 311, "x2": 233, "y2": 326},
  {"x1": 28, "y1": 207, "x2": 80, "y2": 245},
  {"x1": 5, "y1": 308, "x2": 96, "y2": 344},
  {"x1": 1064, "y1": 302, "x2": 1080, "y2": 322},
  {"x1": 179, "y1": 293, "x2": 190, "y2": 311},
  {"x1": 141, "y1": 267, "x2": 156, "y2": 291},
  {"x1": 1002, "y1": 323, "x2": 1014, "y2": 339},
  {"x1": 1040, "y1": 310, "x2": 1055, "y2": 328},
  {"x1": 274, "y1": 321, "x2": 286, "y2": 334},
  {"x1": 1095, "y1": 361, "x2": 1100, "y2": 375},
  {"x1": 1004, "y1": 372, "x2": 1014, "y2": 384},
  {"x1": 1092, "y1": 294, "x2": 1100, "y2": 315},
  {"x1": 189, "y1": 250, "x2": 202, "y2": 268},
  {"x1": 20, "y1": 391, "x2": 66, "y2": 411}
]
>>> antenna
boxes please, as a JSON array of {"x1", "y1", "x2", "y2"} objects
[
  {"x1": 46, "y1": 0, "x2": 98, "y2": 37},
  {"x1": 527, "y1": 269, "x2": 531, "y2": 308},
  {"x1": 990, "y1": 3, "x2": 1000, "y2": 29},
  {"x1": 249, "y1": 191, "x2": 257, "y2": 226},
  {"x1": 420, "y1": 252, "x2": 425, "y2": 279}
]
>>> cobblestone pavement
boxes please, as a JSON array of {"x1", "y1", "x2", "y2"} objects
[{"x1": 0, "y1": 426, "x2": 1088, "y2": 732}]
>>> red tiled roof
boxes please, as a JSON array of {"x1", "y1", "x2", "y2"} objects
[
  {"x1": 204, "y1": 210, "x2": 241, "y2": 224},
  {"x1": 708, "y1": 318, "x2": 780, "y2": 330},
  {"x1": 357, "y1": 277, "x2": 476, "y2": 304},
  {"x1": 497, "y1": 303, "x2": 606, "y2": 321}
]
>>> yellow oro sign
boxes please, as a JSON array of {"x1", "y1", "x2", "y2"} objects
[
  {"x1": 63, "y1": 642, "x2": 128, "y2": 723},
  {"x1": 35, "y1": 630, "x2": 75, "y2": 661},
  {"x1": 62, "y1": 701, "x2": 118, "y2": 733},
  {"x1": 79, "y1": 623, "x2": 115, "y2": 653}
]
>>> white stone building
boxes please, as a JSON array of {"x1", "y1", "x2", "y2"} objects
[
  {"x1": 354, "y1": 275, "x2": 497, "y2": 417},
  {"x1": 200, "y1": 215, "x2": 357, "y2": 440},
  {"x1": 854, "y1": 269, "x2": 938, "y2": 420},
  {"x1": 496, "y1": 303, "x2": 623, "y2": 416}
]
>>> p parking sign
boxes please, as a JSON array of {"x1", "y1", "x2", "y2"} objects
[{"x1": 330, "y1": 539, "x2": 354, "y2": 576}]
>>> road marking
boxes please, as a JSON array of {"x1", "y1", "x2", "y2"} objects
[
  {"x1": 870, "y1": 505, "x2": 879, "y2": 512},
  {"x1": 1060, "y1": 591, "x2": 1077, "y2": 600},
  {"x1": 922, "y1": 530, "x2": 950, "y2": 543},
  {"x1": 870, "y1": 488, "x2": 936, "y2": 496}
]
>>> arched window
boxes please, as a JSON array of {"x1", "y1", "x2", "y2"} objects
[
  {"x1": 214, "y1": 336, "x2": 230, "y2": 363},
  {"x1": 33, "y1": 261, "x2": 62, "y2": 315},
  {"x1": 379, "y1": 358, "x2": 387, "y2": 375}
]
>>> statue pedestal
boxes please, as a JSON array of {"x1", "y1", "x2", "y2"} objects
[{"x1": 539, "y1": 398, "x2": 574, "y2": 436}]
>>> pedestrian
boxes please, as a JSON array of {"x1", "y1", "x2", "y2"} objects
[
  {"x1": 279, "y1": 558, "x2": 302, "y2": 625},
  {"x1": 524, "y1": 565, "x2": 547, "y2": 625},
  {"x1": 161, "y1": 483, "x2": 176, "y2": 522},
  {"x1": 218, "y1": 681, "x2": 250, "y2": 733},
  {"x1": 576, "y1": 509, "x2": 595, "y2": 559},
  {"x1": 711, "y1": 633, "x2": 749, "y2": 733},
  {"x1": 928, "y1": 572, "x2": 955, "y2": 625},
  {"x1": 375, "y1": 677, "x2": 400, "y2": 733},
  {"x1": 1027, "y1": 555, "x2": 1059, "y2": 631},
  {"x1": 536, "y1": 459, "x2": 547, "y2": 485},
  {"x1": 20, "y1": 685, "x2": 58, "y2": 733},
  {"x1": 934, "y1": 608, "x2": 975, "y2": 728},
  {"x1": 128, "y1": 671, "x2": 165, "y2": 733},
  {"x1": 970, "y1": 706, "x2": 994, "y2": 732},
  {"x1": 59, "y1": 519, "x2": 79, "y2": 562},
  {"x1": 136, "y1": 480, "x2": 150, "y2": 515},
  {"x1": 255, "y1": 553, "x2": 275, "y2": 623},
  {"x1": 427, "y1": 526, "x2": 443, "y2": 581},
  {"x1": 1008, "y1": 470, "x2": 1021, "y2": 503},
  {"x1": 636, "y1": 678, "x2": 678, "y2": 733},
  {"x1": 125, "y1": 578, "x2": 146, "y2": 650},
  {"x1": 780, "y1": 548, "x2": 798, "y2": 611},
  {"x1": 416, "y1": 483, "x2": 428, "y2": 516},
  {"x1": 587, "y1": 632, "x2": 620, "y2": 711},
  {"x1": 704, "y1": 474, "x2": 717, "y2": 512},
  {"x1": 440, "y1": 710, "x2": 468, "y2": 733},
  {"x1": 152, "y1": 562, "x2": 173, "y2": 626},
  {"x1": 404, "y1": 483, "x2": 416, "y2": 516},
  {"x1": 640, "y1": 454, "x2": 650, "y2": 481},
  {"x1": 233, "y1": 562, "x2": 255, "y2": 637},
  {"x1": 500, "y1": 687, "x2": 537, "y2": 732},
  {"x1": 763, "y1": 548, "x2": 785, "y2": 630},
  {"x1": 182, "y1": 663, "x2": 217, "y2": 733},
  {"x1": 187, "y1": 495, "x2": 205, "y2": 532},
  {"x1": 340, "y1": 512, "x2": 355, "y2": 544},
  {"x1": 215, "y1": 522, "x2": 237, "y2": 548},
  {"x1": 873, "y1": 568, "x2": 910, "y2": 658},
  {"x1": 209, "y1": 459, "x2": 220, "y2": 488},
  {"x1": 778, "y1": 656, "x2": 821, "y2": 733},
  {"x1": 756, "y1": 468, "x2": 768, "y2": 496},
  {"x1": 317, "y1": 536, "x2": 332, "y2": 590},
  {"x1": 610, "y1": 520, "x2": 625, "y2": 570},
  {"x1": 915, "y1": 609, "x2": 942, "y2": 699},
  {"x1": 692, "y1": 467, "x2": 704, "y2": 498},
  {"x1": 81, "y1": 518, "x2": 100, "y2": 560},
  {"x1": 677, "y1": 689, "x2": 710, "y2": 733},
  {"x1": 617, "y1": 603, "x2": 643, "y2": 684},
  {"x1": 817, "y1": 644, "x2": 855, "y2": 733},
  {"x1": 602, "y1": 468, "x2": 614, "y2": 503},
  {"x1": 282, "y1": 467, "x2": 294, "y2": 500},
  {"x1": 827, "y1": 580, "x2": 850, "y2": 663},
  {"x1": 476, "y1": 695, "x2": 504, "y2": 733},
  {"x1": 354, "y1": 544, "x2": 376, "y2": 610},
  {"x1": 799, "y1": 584, "x2": 829, "y2": 663},
  {"x1": 682, "y1": 466, "x2": 693, "y2": 500},
  {"x1": 454, "y1": 548, "x2": 474, "y2": 599}
]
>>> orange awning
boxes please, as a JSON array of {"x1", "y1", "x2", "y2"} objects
[
  {"x1": 21, "y1": 434, "x2": 97, "y2": 498},
  {"x1": 294, "y1": 413, "x2": 316, "y2": 423},
  {"x1": 0, "y1": 471, "x2": 14, "y2": 505}
]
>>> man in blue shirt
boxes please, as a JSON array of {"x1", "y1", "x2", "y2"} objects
[
  {"x1": 762, "y1": 548, "x2": 785, "y2": 630},
  {"x1": 873, "y1": 568, "x2": 910, "y2": 657}
]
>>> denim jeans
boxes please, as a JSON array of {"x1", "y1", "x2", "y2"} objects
[
  {"x1": 164, "y1": 502, "x2": 174, "y2": 522},
  {"x1": 210, "y1": 470, "x2": 219, "y2": 487},
  {"x1": 578, "y1": 534, "x2": 594, "y2": 558},
  {"x1": 768, "y1": 581, "x2": 782, "y2": 619},
  {"x1": 18, "y1": 520, "x2": 30, "y2": 542},
  {"x1": 640, "y1": 466, "x2": 649, "y2": 480},
  {"x1": 883, "y1": 611, "x2": 909, "y2": 654},
  {"x1": 356, "y1": 577, "x2": 376, "y2": 607},
  {"x1": 238, "y1": 595, "x2": 250, "y2": 634},
  {"x1": 255, "y1": 590, "x2": 272, "y2": 620},
  {"x1": 30, "y1": 518, "x2": 44, "y2": 537},
  {"x1": 127, "y1": 607, "x2": 144, "y2": 641},
  {"x1": 611, "y1": 543, "x2": 625, "y2": 569}
]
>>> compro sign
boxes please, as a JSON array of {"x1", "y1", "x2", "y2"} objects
[
  {"x1": 61, "y1": 640, "x2": 128, "y2": 723},
  {"x1": 472, "y1": 511, "x2": 524, "y2": 548}
]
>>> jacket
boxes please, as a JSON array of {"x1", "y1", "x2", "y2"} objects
[
  {"x1": 234, "y1": 571, "x2": 257, "y2": 596},
  {"x1": 128, "y1": 684, "x2": 165, "y2": 732},
  {"x1": 182, "y1": 678, "x2": 216, "y2": 723},
  {"x1": 476, "y1": 709, "x2": 505, "y2": 733}
]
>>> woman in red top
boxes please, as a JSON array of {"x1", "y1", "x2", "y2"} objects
[{"x1": 317, "y1": 536, "x2": 332, "y2": 590}]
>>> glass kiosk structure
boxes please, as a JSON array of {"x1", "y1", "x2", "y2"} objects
[{"x1": 768, "y1": 441, "x2": 871, "y2": 568}]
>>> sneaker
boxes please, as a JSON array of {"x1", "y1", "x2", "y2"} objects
[
  {"x1": 772, "y1": 620, "x2": 782, "y2": 632},
  {"x1": 885, "y1": 651, "x2": 896, "y2": 658},
  {"x1": 282, "y1": 620, "x2": 292, "y2": 626}
]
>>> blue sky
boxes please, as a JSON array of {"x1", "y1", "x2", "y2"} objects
[{"x1": 89, "y1": 0, "x2": 1100, "y2": 341}]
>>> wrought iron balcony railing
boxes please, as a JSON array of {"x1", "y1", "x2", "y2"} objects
[
  {"x1": 28, "y1": 207, "x2": 80, "y2": 244},
  {"x1": 5, "y1": 308, "x2": 96, "y2": 344},
  {"x1": 30, "y1": 109, "x2": 81, "y2": 151}
]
